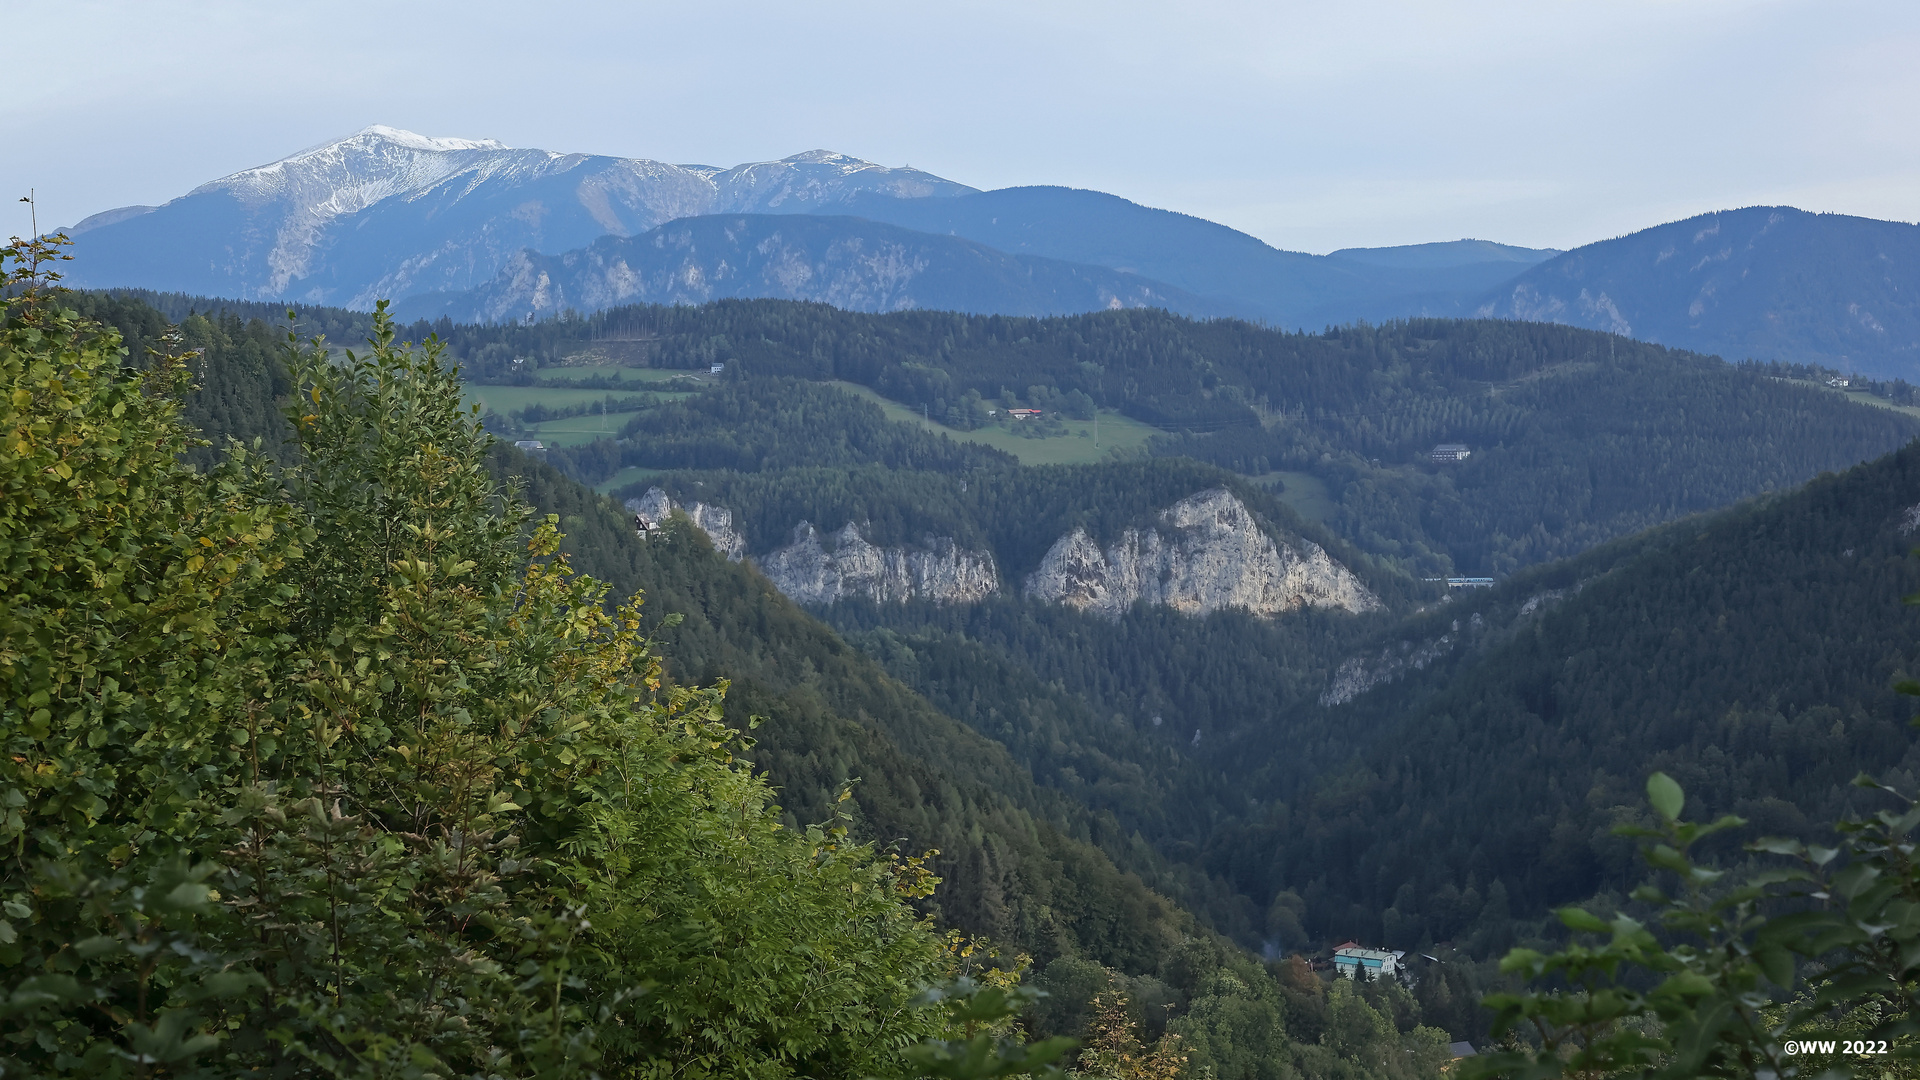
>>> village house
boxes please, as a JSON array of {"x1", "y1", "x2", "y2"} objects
[
  {"x1": 1007, "y1": 408, "x2": 1043, "y2": 420},
  {"x1": 1331, "y1": 942, "x2": 1405, "y2": 980}
]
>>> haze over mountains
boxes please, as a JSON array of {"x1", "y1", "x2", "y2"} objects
[{"x1": 63, "y1": 125, "x2": 1920, "y2": 377}]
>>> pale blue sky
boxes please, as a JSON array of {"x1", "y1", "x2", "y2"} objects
[{"x1": 8, "y1": 0, "x2": 1916, "y2": 253}]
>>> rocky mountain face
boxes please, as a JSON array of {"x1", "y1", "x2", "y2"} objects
[
  {"x1": 626, "y1": 487, "x2": 745, "y2": 560},
  {"x1": 65, "y1": 127, "x2": 972, "y2": 307},
  {"x1": 1475, "y1": 206, "x2": 1920, "y2": 377},
  {"x1": 398, "y1": 214, "x2": 1233, "y2": 324},
  {"x1": 648, "y1": 483, "x2": 1377, "y2": 617},
  {"x1": 757, "y1": 523, "x2": 1000, "y2": 605},
  {"x1": 1022, "y1": 488, "x2": 1380, "y2": 618}
]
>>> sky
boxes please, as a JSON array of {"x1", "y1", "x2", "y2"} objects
[{"x1": 6, "y1": 0, "x2": 1917, "y2": 254}]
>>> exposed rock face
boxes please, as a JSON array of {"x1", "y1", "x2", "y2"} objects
[
  {"x1": 758, "y1": 522, "x2": 1000, "y2": 605},
  {"x1": 1320, "y1": 637, "x2": 1455, "y2": 706},
  {"x1": 625, "y1": 487, "x2": 744, "y2": 561},
  {"x1": 1024, "y1": 488, "x2": 1378, "y2": 618}
]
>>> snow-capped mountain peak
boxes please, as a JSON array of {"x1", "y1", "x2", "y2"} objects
[
  {"x1": 68, "y1": 129, "x2": 975, "y2": 306},
  {"x1": 350, "y1": 124, "x2": 511, "y2": 153},
  {"x1": 199, "y1": 125, "x2": 514, "y2": 201},
  {"x1": 778, "y1": 149, "x2": 888, "y2": 172}
]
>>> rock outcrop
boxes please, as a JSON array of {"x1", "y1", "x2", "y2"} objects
[
  {"x1": 625, "y1": 487, "x2": 745, "y2": 561},
  {"x1": 1024, "y1": 488, "x2": 1378, "y2": 618},
  {"x1": 757, "y1": 522, "x2": 999, "y2": 605},
  {"x1": 1319, "y1": 637, "x2": 1455, "y2": 706}
]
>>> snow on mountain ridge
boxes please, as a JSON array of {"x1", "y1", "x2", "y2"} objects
[{"x1": 68, "y1": 127, "x2": 977, "y2": 306}]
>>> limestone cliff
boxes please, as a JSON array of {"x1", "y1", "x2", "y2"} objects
[
  {"x1": 758, "y1": 522, "x2": 999, "y2": 605},
  {"x1": 625, "y1": 487, "x2": 745, "y2": 561},
  {"x1": 1320, "y1": 637, "x2": 1455, "y2": 706},
  {"x1": 1023, "y1": 488, "x2": 1379, "y2": 618}
]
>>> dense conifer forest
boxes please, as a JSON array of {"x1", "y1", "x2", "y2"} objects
[
  {"x1": 16, "y1": 266, "x2": 1487, "y2": 1076},
  {"x1": 86, "y1": 290, "x2": 1919, "y2": 577},
  {"x1": 36, "y1": 279, "x2": 1920, "y2": 1075},
  {"x1": 477, "y1": 301, "x2": 1916, "y2": 575}
]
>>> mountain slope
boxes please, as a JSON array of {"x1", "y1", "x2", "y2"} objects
[
  {"x1": 65, "y1": 127, "x2": 972, "y2": 307},
  {"x1": 394, "y1": 214, "x2": 1242, "y2": 323},
  {"x1": 1476, "y1": 206, "x2": 1920, "y2": 378},
  {"x1": 1222, "y1": 437, "x2": 1920, "y2": 949},
  {"x1": 1326, "y1": 239, "x2": 1560, "y2": 270},
  {"x1": 438, "y1": 300, "x2": 1919, "y2": 576},
  {"x1": 69, "y1": 286, "x2": 1201, "y2": 968},
  {"x1": 833, "y1": 186, "x2": 1546, "y2": 326}
]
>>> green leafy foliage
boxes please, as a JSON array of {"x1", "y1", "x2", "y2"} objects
[
  {"x1": 1467, "y1": 771, "x2": 1920, "y2": 1079},
  {"x1": 1, "y1": 252, "x2": 994, "y2": 1077},
  {"x1": 904, "y1": 979, "x2": 1076, "y2": 1080}
]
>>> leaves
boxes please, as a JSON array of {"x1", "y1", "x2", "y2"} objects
[
  {"x1": 1646, "y1": 772, "x2": 1684, "y2": 823},
  {"x1": 0, "y1": 274, "x2": 969, "y2": 1078},
  {"x1": 1471, "y1": 767, "x2": 1920, "y2": 1079}
]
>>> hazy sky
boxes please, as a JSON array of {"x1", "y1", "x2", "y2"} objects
[{"x1": 7, "y1": 0, "x2": 1916, "y2": 253}]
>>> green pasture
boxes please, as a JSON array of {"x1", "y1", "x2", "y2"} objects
[
  {"x1": 828, "y1": 381, "x2": 1162, "y2": 466},
  {"x1": 1258, "y1": 471, "x2": 1337, "y2": 523},
  {"x1": 594, "y1": 466, "x2": 664, "y2": 495},
  {"x1": 518, "y1": 410, "x2": 648, "y2": 448},
  {"x1": 461, "y1": 384, "x2": 694, "y2": 416},
  {"x1": 530, "y1": 366, "x2": 710, "y2": 386},
  {"x1": 1830, "y1": 385, "x2": 1920, "y2": 421}
]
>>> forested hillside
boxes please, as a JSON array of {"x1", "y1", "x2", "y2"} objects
[
  {"x1": 632, "y1": 457, "x2": 1405, "y2": 596},
  {"x1": 551, "y1": 377, "x2": 1017, "y2": 479},
  {"x1": 79, "y1": 285, "x2": 1920, "y2": 960},
  {"x1": 74, "y1": 283, "x2": 1198, "y2": 975},
  {"x1": 4, "y1": 276, "x2": 972, "y2": 1076},
  {"x1": 92, "y1": 289, "x2": 1917, "y2": 578},
  {"x1": 1207, "y1": 439, "x2": 1920, "y2": 951},
  {"x1": 425, "y1": 300, "x2": 1917, "y2": 576},
  {"x1": 58, "y1": 280, "x2": 1477, "y2": 1075}
]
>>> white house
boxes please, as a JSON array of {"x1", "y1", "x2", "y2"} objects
[{"x1": 1332, "y1": 942, "x2": 1404, "y2": 980}]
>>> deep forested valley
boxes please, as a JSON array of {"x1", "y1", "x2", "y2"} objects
[{"x1": 18, "y1": 275, "x2": 1920, "y2": 1077}]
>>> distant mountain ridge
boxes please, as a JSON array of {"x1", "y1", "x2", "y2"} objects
[
  {"x1": 1327, "y1": 238, "x2": 1562, "y2": 269},
  {"x1": 58, "y1": 127, "x2": 1920, "y2": 377},
  {"x1": 393, "y1": 214, "x2": 1240, "y2": 323},
  {"x1": 1477, "y1": 207, "x2": 1920, "y2": 377},
  {"x1": 66, "y1": 126, "x2": 973, "y2": 307},
  {"x1": 60, "y1": 126, "x2": 1562, "y2": 328},
  {"x1": 829, "y1": 186, "x2": 1559, "y2": 326}
]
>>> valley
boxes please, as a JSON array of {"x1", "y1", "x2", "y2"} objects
[
  {"x1": 14, "y1": 5, "x2": 1919, "y2": 1074},
  {"x1": 33, "y1": 263, "x2": 1920, "y2": 1077}
]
